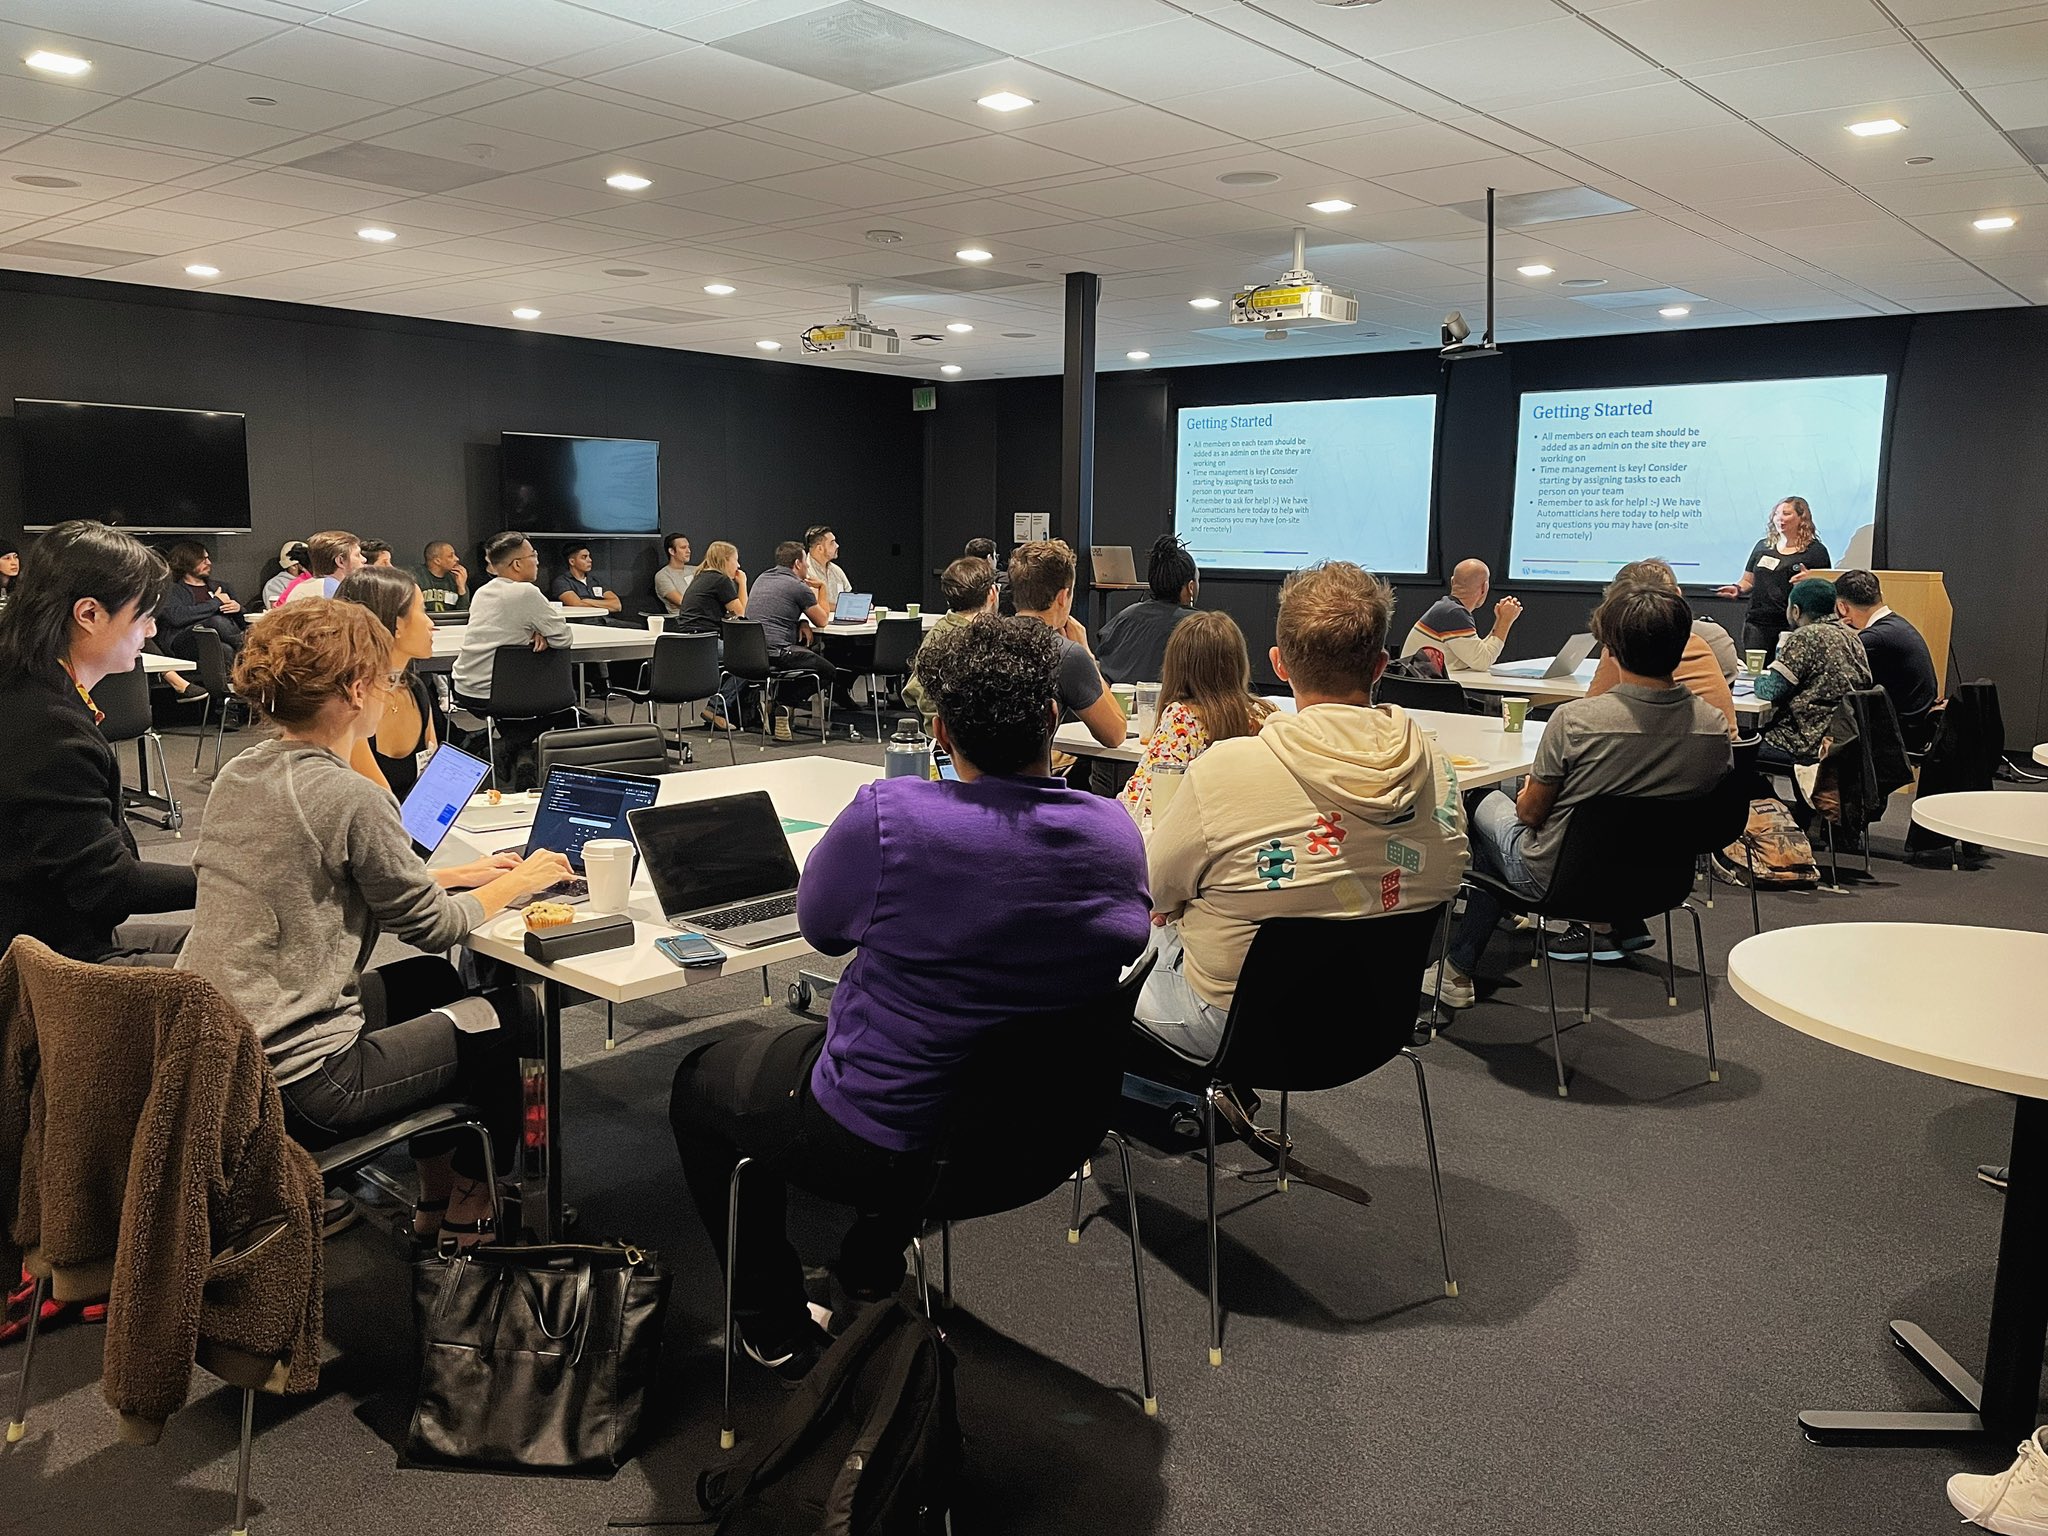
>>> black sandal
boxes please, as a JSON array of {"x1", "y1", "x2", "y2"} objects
[{"x1": 410, "y1": 1197, "x2": 449, "y2": 1256}]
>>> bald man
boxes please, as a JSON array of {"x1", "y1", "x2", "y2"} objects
[{"x1": 1400, "y1": 559, "x2": 1523, "y2": 675}]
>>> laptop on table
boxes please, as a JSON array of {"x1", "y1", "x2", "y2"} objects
[
  {"x1": 399, "y1": 742, "x2": 492, "y2": 859},
  {"x1": 500, "y1": 764, "x2": 662, "y2": 906},
  {"x1": 1091, "y1": 545, "x2": 1137, "y2": 586},
  {"x1": 1488, "y1": 632, "x2": 1598, "y2": 680},
  {"x1": 833, "y1": 591, "x2": 874, "y2": 623},
  {"x1": 627, "y1": 791, "x2": 805, "y2": 948}
]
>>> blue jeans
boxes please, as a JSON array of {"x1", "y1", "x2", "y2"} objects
[
  {"x1": 1449, "y1": 791, "x2": 1546, "y2": 975},
  {"x1": 1132, "y1": 924, "x2": 1232, "y2": 1063}
]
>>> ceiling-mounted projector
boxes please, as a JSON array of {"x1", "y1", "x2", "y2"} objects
[
  {"x1": 1229, "y1": 227, "x2": 1358, "y2": 329},
  {"x1": 802, "y1": 282, "x2": 900, "y2": 357}
]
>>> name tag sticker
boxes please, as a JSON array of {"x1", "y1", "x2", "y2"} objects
[
  {"x1": 1756, "y1": 555, "x2": 1780, "y2": 571},
  {"x1": 591, "y1": 585, "x2": 605, "y2": 597}
]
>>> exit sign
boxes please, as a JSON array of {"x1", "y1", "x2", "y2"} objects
[{"x1": 911, "y1": 386, "x2": 936, "y2": 412}]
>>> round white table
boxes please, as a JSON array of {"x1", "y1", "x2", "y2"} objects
[
  {"x1": 2034, "y1": 743, "x2": 2047, "y2": 768},
  {"x1": 1728, "y1": 922, "x2": 2048, "y2": 1445},
  {"x1": 1911, "y1": 791, "x2": 2048, "y2": 860}
]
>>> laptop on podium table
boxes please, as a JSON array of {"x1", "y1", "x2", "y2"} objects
[
  {"x1": 1091, "y1": 545, "x2": 1137, "y2": 586},
  {"x1": 628, "y1": 791, "x2": 805, "y2": 947},
  {"x1": 1489, "y1": 632, "x2": 1598, "y2": 680}
]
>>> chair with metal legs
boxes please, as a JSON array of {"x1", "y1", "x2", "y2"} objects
[
  {"x1": 717, "y1": 955, "x2": 1158, "y2": 1449},
  {"x1": 1121, "y1": 908, "x2": 1456, "y2": 1368},
  {"x1": 94, "y1": 660, "x2": 183, "y2": 833},
  {"x1": 865, "y1": 616, "x2": 927, "y2": 741}
]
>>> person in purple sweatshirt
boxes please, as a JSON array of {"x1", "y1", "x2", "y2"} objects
[{"x1": 669, "y1": 614, "x2": 1151, "y2": 1379}]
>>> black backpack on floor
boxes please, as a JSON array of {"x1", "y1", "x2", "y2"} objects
[{"x1": 690, "y1": 1300, "x2": 959, "y2": 1535}]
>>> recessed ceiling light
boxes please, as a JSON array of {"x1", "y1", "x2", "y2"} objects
[
  {"x1": 1306, "y1": 198, "x2": 1354, "y2": 214},
  {"x1": 756, "y1": 339, "x2": 782, "y2": 351},
  {"x1": 1560, "y1": 277, "x2": 1608, "y2": 289},
  {"x1": 605, "y1": 172, "x2": 651, "y2": 191},
  {"x1": 24, "y1": 50, "x2": 90, "y2": 76},
  {"x1": 1189, "y1": 297, "x2": 1222, "y2": 309},
  {"x1": 1127, "y1": 351, "x2": 1150, "y2": 361},
  {"x1": 357, "y1": 226, "x2": 396, "y2": 242},
  {"x1": 511, "y1": 306, "x2": 541, "y2": 319},
  {"x1": 1974, "y1": 214, "x2": 2016, "y2": 231},
  {"x1": 1218, "y1": 171, "x2": 1280, "y2": 186},
  {"x1": 940, "y1": 364, "x2": 963, "y2": 375},
  {"x1": 946, "y1": 322, "x2": 973, "y2": 333},
  {"x1": 13, "y1": 174, "x2": 77, "y2": 188},
  {"x1": 1517, "y1": 263, "x2": 1554, "y2": 277},
  {"x1": 184, "y1": 264, "x2": 219, "y2": 277},
  {"x1": 703, "y1": 282, "x2": 736, "y2": 296},
  {"x1": 1847, "y1": 118, "x2": 1905, "y2": 137},
  {"x1": 956, "y1": 247, "x2": 993, "y2": 262},
  {"x1": 977, "y1": 91, "x2": 1034, "y2": 112},
  {"x1": 1659, "y1": 305, "x2": 1691, "y2": 318}
]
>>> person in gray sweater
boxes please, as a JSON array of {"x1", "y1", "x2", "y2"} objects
[
  {"x1": 180, "y1": 598, "x2": 572, "y2": 1248},
  {"x1": 453, "y1": 530, "x2": 575, "y2": 787}
]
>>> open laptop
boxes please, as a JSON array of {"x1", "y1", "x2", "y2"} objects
[
  {"x1": 1489, "y1": 632, "x2": 1598, "y2": 680},
  {"x1": 628, "y1": 791, "x2": 804, "y2": 948},
  {"x1": 399, "y1": 742, "x2": 491, "y2": 859},
  {"x1": 502, "y1": 764, "x2": 661, "y2": 906},
  {"x1": 1091, "y1": 545, "x2": 1137, "y2": 585},
  {"x1": 833, "y1": 591, "x2": 874, "y2": 623}
]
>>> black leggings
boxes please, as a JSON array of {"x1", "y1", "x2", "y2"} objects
[{"x1": 279, "y1": 956, "x2": 522, "y2": 1180}]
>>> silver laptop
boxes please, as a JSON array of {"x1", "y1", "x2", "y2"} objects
[
  {"x1": 1091, "y1": 545, "x2": 1137, "y2": 585},
  {"x1": 1489, "y1": 632, "x2": 1598, "y2": 679},
  {"x1": 833, "y1": 591, "x2": 874, "y2": 623},
  {"x1": 627, "y1": 791, "x2": 804, "y2": 948}
]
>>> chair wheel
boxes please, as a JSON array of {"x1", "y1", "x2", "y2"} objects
[{"x1": 788, "y1": 979, "x2": 813, "y2": 1012}]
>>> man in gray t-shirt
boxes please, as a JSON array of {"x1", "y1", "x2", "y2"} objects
[
  {"x1": 745, "y1": 542, "x2": 838, "y2": 719},
  {"x1": 1440, "y1": 581, "x2": 1730, "y2": 997},
  {"x1": 1007, "y1": 537, "x2": 1126, "y2": 749}
]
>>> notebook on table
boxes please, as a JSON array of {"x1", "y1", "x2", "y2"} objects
[{"x1": 628, "y1": 791, "x2": 805, "y2": 948}]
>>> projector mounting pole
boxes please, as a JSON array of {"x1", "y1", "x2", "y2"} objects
[
  {"x1": 1286, "y1": 225, "x2": 1309, "y2": 282},
  {"x1": 1484, "y1": 187, "x2": 1495, "y2": 349},
  {"x1": 846, "y1": 281, "x2": 863, "y2": 323}
]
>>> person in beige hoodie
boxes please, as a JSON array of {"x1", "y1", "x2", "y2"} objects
[{"x1": 1136, "y1": 562, "x2": 1471, "y2": 1059}]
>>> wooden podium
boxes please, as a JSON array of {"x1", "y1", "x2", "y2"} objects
[{"x1": 1811, "y1": 570, "x2": 1950, "y2": 686}]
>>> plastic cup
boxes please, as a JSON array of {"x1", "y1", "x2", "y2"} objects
[
  {"x1": 645, "y1": 614, "x2": 665, "y2": 634},
  {"x1": 906, "y1": 602, "x2": 921, "y2": 618},
  {"x1": 1134, "y1": 681, "x2": 1161, "y2": 739},
  {"x1": 1744, "y1": 648, "x2": 1767, "y2": 675},
  {"x1": 1150, "y1": 762, "x2": 1184, "y2": 820},
  {"x1": 582, "y1": 839, "x2": 636, "y2": 914},
  {"x1": 1502, "y1": 696, "x2": 1529, "y2": 734}
]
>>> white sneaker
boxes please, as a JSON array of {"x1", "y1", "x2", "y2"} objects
[
  {"x1": 1950, "y1": 1427, "x2": 2048, "y2": 1534},
  {"x1": 1420, "y1": 962, "x2": 1476, "y2": 1010}
]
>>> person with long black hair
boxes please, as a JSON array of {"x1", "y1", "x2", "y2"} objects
[
  {"x1": 0, "y1": 539, "x2": 18, "y2": 616},
  {"x1": 0, "y1": 520, "x2": 196, "y2": 964}
]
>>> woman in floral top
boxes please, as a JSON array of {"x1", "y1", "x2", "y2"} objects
[{"x1": 1124, "y1": 610, "x2": 1275, "y2": 820}]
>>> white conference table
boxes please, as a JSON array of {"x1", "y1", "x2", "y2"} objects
[
  {"x1": 423, "y1": 619, "x2": 658, "y2": 675},
  {"x1": 820, "y1": 612, "x2": 942, "y2": 639},
  {"x1": 1910, "y1": 791, "x2": 2048, "y2": 859},
  {"x1": 142, "y1": 652, "x2": 195, "y2": 675},
  {"x1": 437, "y1": 755, "x2": 880, "y2": 1238},
  {"x1": 1055, "y1": 700, "x2": 1549, "y2": 791},
  {"x1": 1727, "y1": 922, "x2": 2048, "y2": 1445},
  {"x1": 1450, "y1": 657, "x2": 1766, "y2": 720}
]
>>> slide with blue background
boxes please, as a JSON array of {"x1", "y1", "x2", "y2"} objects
[
  {"x1": 1174, "y1": 394, "x2": 1437, "y2": 574},
  {"x1": 1508, "y1": 374, "x2": 1888, "y2": 584}
]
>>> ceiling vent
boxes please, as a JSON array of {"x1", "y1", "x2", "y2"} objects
[
  {"x1": 284, "y1": 143, "x2": 502, "y2": 194},
  {"x1": 712, "y1": 2, "x2": 1003, "y2": 92},
  {"x1": 1446, "y1": 186, "x2": 1635, "y2": 226}
]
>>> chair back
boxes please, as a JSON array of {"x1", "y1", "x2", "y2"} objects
[
  {"x1": 1377, "y1": 674, "x2": 1471, "y2": 713},
  {"x1": 485, "y1": 644, "x2": 575, "y2": 719},
  {"x1": 190, "y1": 628, "x2": 236, "y2": 697},
  {"x1": 536, "y1": 723, "x2": 666, "y2": 783},
  {"x1": 95, "y1": 661, "x2": 153, "y2": 744},
  {"x1": 871, "y1": 616, "x2": 926, "y2": 675},
  {"x1": 649, "y1": 631, "x2": 721, "y2": 703},
  {"x1": 720, "y1": 620, "x2": 771, "y2": 683},
  {"x1": 1208, "y1": 909, "x2": 1443, "y2": 1091},
  {"x1": 922, "y1": 954, "x2": 1156, "y2": 1223},
  {"x1": 1538, "y1": 785, "x2": 1746, "y2": 921}
]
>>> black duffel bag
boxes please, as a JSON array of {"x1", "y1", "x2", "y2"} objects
[{"x1": 409, "y1": 1241, "x2": 670, "y2": 1473}]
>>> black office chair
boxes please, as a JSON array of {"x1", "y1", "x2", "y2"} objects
[
  {"x1": 866, "y1": 616, "x2": 927, "y2": 741},
  {"x1": 720, "y1": 619, "x2": 829, "y2": 744},
  {"x1": 535, "y1": 722, "x2": 667, "y2": 783},
  {"x1": 719, "y1": 955, "x2": 1159, "y2": 1449},
  {"x1": 1120, "y1": 911, "x2": 1455, "y2": 1368},
  {"x1": 1376, "y1": 674, "x2": 1473, "y2": 714},
  {"x1": 1700, "y1": 736, "x2": 1765, "y2": 934},
  {"x1": 1460, "y1": 781, "x2": 1749, "y2": 1098},
  {"x1": 474, "y1": 645, "x2": 580, "y2": 791},
  {"x1": 188, "y1": 629, "x2": 255, "y2": 777},
  {"x1": 615, "y1": 631, "x2": 728, "y2": 766},
  {"x1": 95, "y1": 661, "x2": 182, "y2": 834}
]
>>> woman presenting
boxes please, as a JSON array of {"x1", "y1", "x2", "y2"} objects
[{"x1": 1717, "y1": 495, "x2": 1829, "y2": 664}]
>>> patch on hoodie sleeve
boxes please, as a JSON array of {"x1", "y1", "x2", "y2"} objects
[
  {"x1": 1306, "y1": 810, "x2": 1346, "y2": 856},
  {"x1": 1254, "y1": 839, "x2": 1296, "y2": 890},
  {"x1": 1386, "y1": 835, "x2": 1425, "y2": 873}
]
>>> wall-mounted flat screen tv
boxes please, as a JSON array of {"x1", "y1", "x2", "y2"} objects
[
  {"x1": 500, "y1": 432, "x2": 660, "y2": 537},
  {"x1": 17, "y1": 399, "x2": 252, "y2": 532}
]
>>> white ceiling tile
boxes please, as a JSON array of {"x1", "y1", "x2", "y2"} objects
[
  {"x1": 1252, "y1": 0, "x2": 1581, "y2": 55},
  {"x1": 1014, "y1": 105, "x2": 1239, "y2": 163},
  {"x1": 454, "y1": 84, "x2": 707, "y2": 151},
  {"x1": 751, "y1": 162, "x2": 967, "y2": 208},
  {"x1": 620, "y1": 127, "x2": 837, "y2": 180},
  {"x1": 0, "y1": 76, "x2": 122, "y2": 130},
  {"x1": 1029, "y1": 17, "x2": 1306, "y2": 100},
  {"x1": 874, "y1": 60, "x2": 1126, "y2": 129},
  {"x1": 363, "y1": 116, "x2": 587, "y2": 177},
  {"x1": 1973, "y1": 76, "x2": 2048, "y2": 126},
  {"x1": 306, "y1": 0, "x2": 652, "y2": 70},
  {"x1": 1595, "y1": 0, "x2": 1895, "y2": 69},
  {"x1": 1290, "y1": 121, "x2": 1503, "y2": 178},
  {"x1": 71, "y1": 99, "x2": 306, "y2": 156},
  {"x1": 1920, "y1": 19, "x2": 2048, "y2": 87},
  {"x1": 217, "y1": 26, "x2": 502, "y2": 107},
  {"x1": 1378, "y1": 19, "x2": 1662, "y2": 100},
  {"x1": 5, "y1": 133, "x2": 218, "y2": 183},
  {"x1": 2, "y1": 0, "x2": 293, "y2": 61},
  {"x1": 1866, "y1": 170, "x2": 2048, "y2": 216},
  {"x1": 861, "y1": 0, "x2": 1182, "y2": 56},
  {"x1": 1157, "y1": 73, "x2": 1405, "y2": 142},
  {"x1": 881, "y1": 195, "x2": 1082, "y2": 234},
  {"x1": 1021, "y1": 173, "x2": 1213, "y2": 217},
  {"x1": 681, "y1": 181, "x2": 845, "y2": 222},
  {"x1": 1500, "y1": 80, "x2": 1745, "y2": 144},
  {"x1": 1227, "y1": 182, "x2": 1428, "y2": 223},
  {"x1": 528, "y1": 152, "x2": 724, "y2": 197},
  {"x1": 1572, "y1": 122, "x2": 1786, "y2": 181},
  {"x1": 562, "y1": 200, "x2": 747, "y2": 239},
  {"x1": 749, "y1": 95, "x2": 983, "y2": 156},
  {"x1": 434, "y1": 171, "x2": 627, "y2": 217},
  {"x1": 1372, "y1": 155, "x2": 1583, "y2": 203},
  {"x1": 887, "y1": 134, "x2": 1099, "y2": 185},
  {"x1": 1698, "y1": 44, "x2": 1956, "y2": 115},
  {"x1": 136, "y1": 66, "x2": 393, "y2": 134},
  {"x1": 591, "y1": 42, "x2": 853, "y2": 119}
]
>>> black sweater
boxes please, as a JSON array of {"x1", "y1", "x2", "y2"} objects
[{"x1": 0, "y1": 665, "x2": 196, "y2": 961}]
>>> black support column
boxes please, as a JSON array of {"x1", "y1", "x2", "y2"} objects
[{"x1": 1062, "y1": 269, "x2": 1100, "y2": 626}]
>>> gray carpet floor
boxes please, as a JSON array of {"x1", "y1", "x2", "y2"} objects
[{"x1": 8, "y1": 702, "x2": 2047, "y2": 1536}]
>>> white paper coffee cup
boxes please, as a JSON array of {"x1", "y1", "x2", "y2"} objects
[{"x1": 582, "y1": 838, "x2": 636, "y2": 914}]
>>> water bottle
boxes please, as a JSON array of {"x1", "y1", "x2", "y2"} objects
[{"x1": 884, "y1": 720, "x2": 929, "y2": 779}]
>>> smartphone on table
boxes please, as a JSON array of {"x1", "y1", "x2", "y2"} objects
[{"x1": 655, "y1": 932, "x2": 725, "y2": 969}]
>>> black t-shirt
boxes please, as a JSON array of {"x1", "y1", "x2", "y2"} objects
[
  {"x1": 677, "y1": 569, "x2": 739, "y2": 632},
  {"x1": 1858, "y1": 612, "x2": 1939, "y2": 721},
  {"x1": 370, "y1": 673, "x2": 444, "y2": 800},
  {"x1": 1744, "y1": 538, "x2": 1830, "y2": 628},
  {"x1": 1093, "y1": 598, "x2": 1191, "y2": 685},
  {"x1": 554, "y1": 572, "x2": 602, "y2": 602}
]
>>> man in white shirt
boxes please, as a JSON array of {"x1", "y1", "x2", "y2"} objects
[
  {"x1": 454, "y1": 531, "x2": 575, "y2": 787},
  {"x1": 802, "y1": 525, "x2": 851, "y2": 608}
]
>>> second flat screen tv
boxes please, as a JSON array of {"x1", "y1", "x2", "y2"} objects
[{"x1": 501, "y1": 432, "x2": 659, "y2": 536}]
